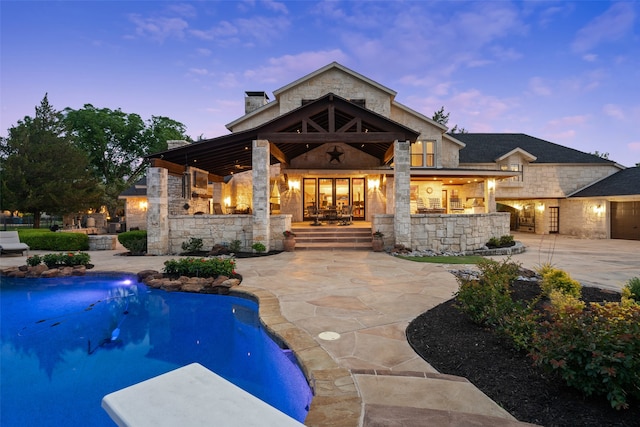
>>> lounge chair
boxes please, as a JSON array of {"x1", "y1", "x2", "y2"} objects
[{"x1": 0, "y1": 231, "x2": 30, "y2": 255}]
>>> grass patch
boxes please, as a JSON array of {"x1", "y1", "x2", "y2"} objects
[{"x1": 398, "y1": 255, "x2": 485, "y2": 264}]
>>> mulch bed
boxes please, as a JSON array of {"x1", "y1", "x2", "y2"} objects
[{"x1": 406, "y1": 280, "x2": 639, "y2": 427}]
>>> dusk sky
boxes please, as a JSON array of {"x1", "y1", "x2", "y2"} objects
[{"x1": 2, "y1": 1, "x2": 639, "y2": 166}]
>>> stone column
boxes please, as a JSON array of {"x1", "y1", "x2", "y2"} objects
[
  {"x1": 252, "y1": 140, "x2": 270, "y2": 251},
  {"x1": 394, "y1": 140, "x2": 411, "y2": 248},
  {"x1": 484, "y1": 179, "x2": 496, "y2": 213},
  {"x1": 147, "y1": 167, "x2": 169, "y2": 255}
]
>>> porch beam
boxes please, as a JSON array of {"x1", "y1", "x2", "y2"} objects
[
  {"x1": 149, "y1": 158, "x2": 225, "y2": 182},
  {"x1": 383, "y1": 144, "x2": 395, "y2": 164},
  {"x1": 258, "y1": 132, "x2": 407, "y2": 144},
  {"x1": 269, "y1": 142, "x2": 289, "y2": 167},
  {"x1": 336, "y1": 117, "x2": 359, "y2": 133}
]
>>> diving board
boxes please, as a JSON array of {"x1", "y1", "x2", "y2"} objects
[{"x1": 102, "y1": 363, "x2": 305, "y2": 427}]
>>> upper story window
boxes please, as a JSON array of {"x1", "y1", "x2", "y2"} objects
[
  {"x1": 411, "y1": 141, "x2": 435, "y2": 168},
  {"x1": 500, "y1": 163, "x2": 522, "y2": 182}
]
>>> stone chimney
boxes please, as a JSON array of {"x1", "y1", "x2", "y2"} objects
[
  {"x1": 245, "y1": 91, "x2": 269, "y2": 114},
  {"x1": 167, "y1": 140, "x2": 190, "y2": 150}
]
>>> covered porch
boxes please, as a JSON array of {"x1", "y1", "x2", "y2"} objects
[{"x1": 142, "y1": 94, "x2": 512, "y2": 254}]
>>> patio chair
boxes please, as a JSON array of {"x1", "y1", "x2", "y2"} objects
[
  {"x1": 417, "y1": 197, "x2": 428, "y2": 214},
  {"x1": 324, "y1": 206, "x2": 338, "y2": 224},
  {"x1": 308, "y1": 205, "x2": 322, "y2": 226},
  {"x1": 212, "y1": 203, "x2": 224, "y2": 215},
  {"x1": 0, "y1": 231, "x2": 30, "y2": 256},
  {"x1": 339, "y1": 205, "x2": 353, "y2": 225}
]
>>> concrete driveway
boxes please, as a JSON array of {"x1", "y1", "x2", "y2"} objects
[{"x1": 489, "y1": 232, "x2": 639, "y2": 291}]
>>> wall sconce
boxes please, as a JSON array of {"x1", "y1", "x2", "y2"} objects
[
  {"x1": 593, "y1": 204, "x2": 604, "y2": 215},
  {"x1": 514, "y1": 203, "x2": 523, "y2": 211},
  {"x1": 487, "y1": 179, "x2": 496, "y2": 191},
  {"x1": 224, "y1": 196, "x2": 231, "y2": 207},
  {"x1": 536, "y1": 203, "x2": 545, "y2": 212},
  {"x1": 369, "y1": 178, "x2": 380, "y2": 190},
  {"x1": 138, "y1": 201, "x2": 148, "y2": 211},
  {"x1": 288, "y1": 180, "x2": 300, "y2": 191}
]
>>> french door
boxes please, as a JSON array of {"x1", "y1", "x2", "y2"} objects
[
  {"x1": 549, "y1": 207, "x2": 559, "y2": 233},
  {"x1": 303, "y1": 178, "x2": 365, "y2": 221}
]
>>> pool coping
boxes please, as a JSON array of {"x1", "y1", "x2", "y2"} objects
[{"x1": 231, "y1": 285, "x2": 362, "y2": 426}]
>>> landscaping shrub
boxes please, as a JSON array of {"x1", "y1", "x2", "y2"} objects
[
  {"x1": 535, "y1": 262, "x2": 555, "y2": 277},
  {"x1": 181, "y1": 237, "x2": 203, "y2": 253},
  {"x1": 496, "y1": 300, "x2": 541, "y2": 351},
  {"x1": 163, "y1": 257, "x2": 236, "y2": 278},
  {"x1": 229, "y1": 240, "x2": 242, "y2": 253},
  {"x1": 541, "y1": 268, "x2": 582, "y2": 298},
  {"x1": 32, "y1": 252, "x2": 92, "y2": 268},
  {"x1": 456, "y1": 258, "x2": 639, "y2": 410},
  {"x1": 118, "y1": 230, "x2": 147, "y2": 255},
  {"x1": 530, "y1": 300, "x2": 640, "y2": 410},
  {"x1": 455, "y1": 258, "x2": 521, "y2": 326},
  {"x1": 18, "y1": 230, "x2": 89, "y2": 251},
  {"x1": 26, "y1": 254, "x2": 42, "y2": 267},
  {"x1": 252, "y1": 242, "x2": 266, "y2": 253},
  {"x1": 486, "y1": 234, "x2": 515, "y2": 248},
  {"x1": 622, "y1": 276, "x2": 640, "y2": 302}
]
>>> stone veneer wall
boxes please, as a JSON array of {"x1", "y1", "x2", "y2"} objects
[
  {"x1": 168, "y1": 215, "x2": 252, "y2": 254},
  {"x1": 278, "y1": 68, "x2": 392, "y2": 117},
  {"x1": 167, "y1": 173, "x2": 210, "y2": 216},
  {"x1": 497, "y1": 164, "x2": 619, "y2": 199},
  {"x1": 559, "y1": 198, "x2": 609, "y2": 239},
  {"x1": 373, "y1": 212, "x2": 510, "y2": 252},
  {"x1": 88, "y1": 235, "x2": 117, "y2": 251},
  {"x1": 167, "y1": 214, "x2": 291, "y2": 254},
  {"x1": 125, "y1": 197, "x2": 148, "y2": 230}
]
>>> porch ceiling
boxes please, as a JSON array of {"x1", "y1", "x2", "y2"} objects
[
  {"x1": 145, "y1": 93, "x2": 420, "y2": 177},
  {"x1": 408, "y1": 168, "x2": 520, "y2": 185}
]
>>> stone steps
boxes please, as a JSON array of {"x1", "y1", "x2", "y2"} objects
[
  {"x1": 354, "y1": 370, "x2": 541, "y2": 427},
  {"x1": 291, "y1": 224, "x2": 372, "y2": 250}
]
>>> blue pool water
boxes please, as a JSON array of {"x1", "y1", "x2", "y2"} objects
[{"x1": 0, "y1": 274, "x2": 312, "y2": 426}]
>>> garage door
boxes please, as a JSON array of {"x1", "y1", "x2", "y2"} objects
[{"x1": 611, "y1": 201, "x2": 640, "y2": 240}]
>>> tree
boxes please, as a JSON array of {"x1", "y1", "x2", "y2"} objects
[
  {"x1": 431, "y1": 106, "x2": 467, "y2": 133},
  {"x1": 0, "y1": 95, "x2": 101, "y2": 228},
  {"x1": 431, "y1": 106, "x2": 450, "y2": 126},
  {"x1": 63, "y1": 105, "x2": 190, "y2": 215}
]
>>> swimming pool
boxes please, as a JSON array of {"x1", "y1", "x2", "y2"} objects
[{"x1": 0, "y1": 274, "x2": 312, "y2": 426}]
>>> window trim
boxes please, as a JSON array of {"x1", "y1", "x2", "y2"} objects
[{"x1": 411, "y1": 140, "x2": 435, "y2": 168}]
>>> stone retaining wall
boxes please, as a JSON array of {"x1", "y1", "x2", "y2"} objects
[
  {"x1": 88, "y1": 235, "x2": 117, "y2": 251},
  {"x1": 167, "y1": 214, "x2": 292, "y2": 254},
  {"x1": 373, "y1": 212, "x2": 511, "y2": 252}
]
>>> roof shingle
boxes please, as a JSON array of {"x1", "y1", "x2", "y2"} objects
[{"x1": 454, "y1": 133, "x2": 615, "y2": 164}]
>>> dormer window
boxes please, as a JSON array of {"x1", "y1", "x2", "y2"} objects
[
  {"x1": 411, "y1": 141, "x2": 435, "y2": 168},
  {"x1": 500, "y1": 163, "x2": 522, "y2": 181}
]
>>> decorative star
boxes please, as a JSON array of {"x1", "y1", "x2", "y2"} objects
[{"x1": 327, "y1": 146, "x2": 344, "y2": 164}]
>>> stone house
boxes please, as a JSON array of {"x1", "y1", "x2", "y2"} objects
[{"x1": 120, "y1": 62, "x2": 638, "y2": 254}]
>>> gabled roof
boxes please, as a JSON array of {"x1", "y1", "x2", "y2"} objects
[
  {"x1": 118, "y1": 177, "x2": 147, "y2": 198},
  {"x1": 392, "y1": 101, "x2": 448, "y2": 132},
  {"x1": 442, "y1": 132, "x2": 466, "y2": 148},
  {"x1": 146, "y1": 93, "x2": 420, "y2": 177},
  {"x1": 273, "y1": 62, "x2": 397, "y2": 99},
  {"x1": 569, "y1": 167, "x2": 640, "y2": 197},
  {"x1": 454, "y1": 133, "x2": 616, "y2": 164},
  {"x1": 495, "y1": 147, "x2": 537, "y2": 162}
]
